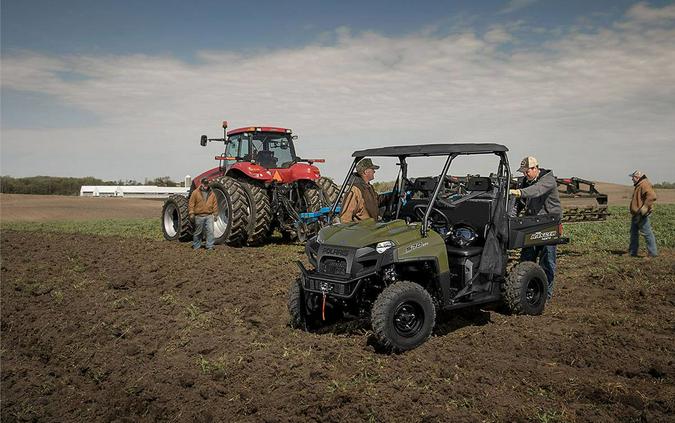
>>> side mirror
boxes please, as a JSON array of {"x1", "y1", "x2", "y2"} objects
[
  {"x1": 292, "y1": 135, "x2": 298, "y2": 140},
  {"x1": 200, "y1": 135, "x2": 208, "y2": 147}
]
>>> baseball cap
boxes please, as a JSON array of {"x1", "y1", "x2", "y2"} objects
[
  {"x1": 518, "y1": 156, "x2": 539, "y2": 172},
  {"x1": 356, "y1": 158, "x2": 380, "y2": 173},
  {"x1": 629, "y1": 170, "x2": 643, "y2": 178}
]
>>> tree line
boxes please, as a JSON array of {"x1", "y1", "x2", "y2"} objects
[{"x1": 0, "y1": 176, "x2": 180, "y2": 196}]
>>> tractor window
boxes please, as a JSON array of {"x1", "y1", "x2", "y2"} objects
[
  {"x1": 225, "y1": 135, "x2": 242, "y2": 163},
  {"x1": 253, "y1": 133, "x2": 295, "y2": 168}
]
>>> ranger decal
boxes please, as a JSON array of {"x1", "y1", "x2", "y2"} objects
[{"x1": 403, "y1": 241, "x2": 429, "y2": 255}]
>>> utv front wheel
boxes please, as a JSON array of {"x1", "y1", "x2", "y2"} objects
[
  {"x1": 503, "y1": 261, "x2": 548, "y2": 315},
  {"x1": 288, "y1": 278, "x2": 340, "y2": 331},
  {"x1": 371, "y1": 281, "x2": 436, "y2": 352},
  {"x1": 288, "y1": 279, "x2": 308, "y2": 329}
]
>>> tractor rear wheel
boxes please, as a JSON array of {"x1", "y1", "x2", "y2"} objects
[
  {"x1": 236, "y1": 179, "x2": 272, "y2": 246},
  {"x1": 317, "y1": 176, "x2": 339, "y2": 205},
  {"x1": 503, "y1": 261, "x2": 548, "y2": 315},
  {"x1": 161, "y1": 194, "x2": 192, "y2": 241},
  {"x1": 371, "y1": 281, "x2": 436, "y2": 352},
  {"x1": 209, "y1": 176, "x2": 248, "y2": 246}
]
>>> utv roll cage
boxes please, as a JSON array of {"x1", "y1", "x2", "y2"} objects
[{"x1": 328, "y1": 143, "x2": 511, "y2": 237}]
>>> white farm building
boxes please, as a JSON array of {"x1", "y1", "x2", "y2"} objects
[{"x1": 80, "y1": 185, "x2": 189, "y2": 198}]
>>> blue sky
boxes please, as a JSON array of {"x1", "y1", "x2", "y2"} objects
[{"x1": 2, "y1": 0, "x2": 675, "y2": 183}]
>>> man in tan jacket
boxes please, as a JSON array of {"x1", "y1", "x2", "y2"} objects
[
  {"x1": 340, "y1": 158, "x2": 387, "y2": 222},
  {"x1": 189, "y1": 177, "x2": 219, "y2": 250},
  {"x1": 629, "y1": 170, "x2": 658, "y2": 257}
]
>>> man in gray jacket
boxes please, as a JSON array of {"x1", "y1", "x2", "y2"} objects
[{"x1": 509, "y1": 156, "x2": 562, "y2": 299}]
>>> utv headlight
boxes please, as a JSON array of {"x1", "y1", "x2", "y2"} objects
[{"x1": 376, "y1": 240, "x2": 395, "y2": 254}]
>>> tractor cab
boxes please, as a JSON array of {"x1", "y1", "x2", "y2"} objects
[{"x1": 223, "y1": 126, "x2": 297, "y2": 169}]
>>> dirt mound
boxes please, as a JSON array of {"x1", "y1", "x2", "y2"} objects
[
  {"x1": 0, "y1": 194, "x2": 162, "y2": 222},
  {"x1": 2, "y1": 231, "x2": 674, "y2": 422}
]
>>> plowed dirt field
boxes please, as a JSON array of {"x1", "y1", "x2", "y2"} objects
[{"x1": 2, "y1": 229, "x2": 674, "y2": 422}]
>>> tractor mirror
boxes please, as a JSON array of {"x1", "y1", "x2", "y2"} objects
[
  {"x1": 292, "y1": 135, "x2": 298, "y2": 140},
  {"x1": 200, "y1": 135, "x2": 208, "y2": 147}
]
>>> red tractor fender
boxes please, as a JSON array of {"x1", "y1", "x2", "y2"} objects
[
  {"x1": 270, "y1": 162, "x2": 321, "y2": 184},
  {"x1": 226, "y1": 162, "x2": 274, "y2": 182},
  {"x1": 192, "y1": 167, "x2": 225, "y2": 190}
]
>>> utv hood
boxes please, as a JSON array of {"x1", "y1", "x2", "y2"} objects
[{"x1": 318, "y1": 219, "x2": 424, "y2": 248}]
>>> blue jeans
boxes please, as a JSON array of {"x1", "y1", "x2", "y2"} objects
[
  {"x1": 193, "y1": 215, "x2": 215, "y2": 249},
  {"x1": 520, "y1": 245, "x2": 557, "y2": 299},
  {"x1": 629, "y1": 214, "x2": 658, "y2": 257}
]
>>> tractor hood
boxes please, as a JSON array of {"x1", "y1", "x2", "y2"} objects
[{"x1": 317, "y1": 219, "x2": 424, "y2": 248}]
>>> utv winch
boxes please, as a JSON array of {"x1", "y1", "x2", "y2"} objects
[{"x1": 288, "y1": 143, "x2": 568, "y2": 352}]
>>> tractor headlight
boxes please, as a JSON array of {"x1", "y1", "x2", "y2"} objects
[{"x1": 376, "y1": 240, "x2": 395, "y2": 254}]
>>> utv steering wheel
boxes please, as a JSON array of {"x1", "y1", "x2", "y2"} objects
[{"x1": 413, "y1": 204, "x2": 450, "y2": 231}]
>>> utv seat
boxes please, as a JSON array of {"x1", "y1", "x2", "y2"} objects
[{"x1": 445, "y1": 245, "x2": 483, "y2": 257}]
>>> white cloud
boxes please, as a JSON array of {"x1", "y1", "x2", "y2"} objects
[
  {"x1": 1, "y1": 3, "x2": 675, "y2": 184},
  {"x1": 500, "y1": 0, "x2": 539, "y2": 15},
  {"x1": 626, "y1": 1, "x2": 675, "y2": 23}
]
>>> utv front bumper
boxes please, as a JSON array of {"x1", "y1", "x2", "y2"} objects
[
  {"x1": 299, "y1": 241, "x2": 396, "y2": 299},
  {"x1": 296, "y1": 262, "x2": 367, "y2": 299}
]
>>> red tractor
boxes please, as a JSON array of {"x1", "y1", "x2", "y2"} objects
[{"x1": 161, "y1": 121, "x2": 339, "y2": 246}]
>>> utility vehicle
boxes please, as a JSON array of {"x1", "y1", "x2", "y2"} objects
[{"x1": 289, "y1": 144, "x2": 568, "y2": 352}]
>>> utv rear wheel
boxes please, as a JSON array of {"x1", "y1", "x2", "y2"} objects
[
  {"x1": 209, "y1": 176, "x2": 248, "y2": 246},
  {"x1": 237, "y1": 179, "x2": 272, "y2": 246},
  {"x1": 371, "y1": 281, "x2": 436, "y2": 352},
  {"x1": 161, "y1": 194, "x2": 192, "y2": 241},
  {"x1": 503, "y1": 261, "x2": 547, "y2": 315}
]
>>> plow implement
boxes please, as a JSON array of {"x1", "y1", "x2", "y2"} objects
[{"x1": 557, "y1": 177, "x2": 609, "y2": 223}]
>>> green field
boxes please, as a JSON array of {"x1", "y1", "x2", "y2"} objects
[{"x1": 2, "y1": 205, "x2": 673, "y2": 250}]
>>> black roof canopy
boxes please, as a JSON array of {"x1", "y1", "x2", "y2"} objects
[{"x1": 352, "y1": 143, "x2": 508, "y2": 158}]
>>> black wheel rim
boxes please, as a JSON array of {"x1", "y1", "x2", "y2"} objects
[
  {"x1": 525, "y1": 278, "x2": 543, "y2": 305},
  {"x1": 393, "y1": 301, "x2": 424, "y2": 337}
]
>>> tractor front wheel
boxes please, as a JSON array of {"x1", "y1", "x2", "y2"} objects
[
  {"x1": 209, "y1": 176, "x2": 249, "y2": 246},
  {"x1": 161, "y1": 194, "x2": 192, "y2": 241},
  {"x1": 371, "y1": 281, "x2": 436, "y2": 352}
]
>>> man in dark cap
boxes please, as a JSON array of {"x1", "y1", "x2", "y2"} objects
[
  {"x1": 188, "y1": 177, "x2": 219, "y2": 250},
  {"x1": 509, "y1": 156, "x2": 562, "y2": 299},
  {"x1": 629, "y1": 170, "x2": 658, "y2": 257},
  {"x1": 340, "y1": 158, "x2": 387, "y2": 222}
]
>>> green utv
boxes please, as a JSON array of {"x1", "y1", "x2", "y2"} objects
[{"x1": 288, "y1": 144, "x2": 568, "y2": 352}]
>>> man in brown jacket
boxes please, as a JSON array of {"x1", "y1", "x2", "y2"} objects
[
  {"x1": 189, "y1": 177, "x2": 219, "y2": 250},
  {"x1": 629, "y1": 170, "x2": 658, "y2": 257},
  {"x1": 340, "y1": 158, "x2": 388, "y2": 222}
]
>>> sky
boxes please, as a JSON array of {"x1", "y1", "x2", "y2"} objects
[{"x1": 2, "y1": 0, "x2": 674, "y2": 184}]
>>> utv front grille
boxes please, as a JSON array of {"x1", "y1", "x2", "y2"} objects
[
  {"x1": 319, "y1": 257, "x2": 347, "y2": 275},
  {"x1": 305, "y1": 278, "x2": 357, "y2": 296}
]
